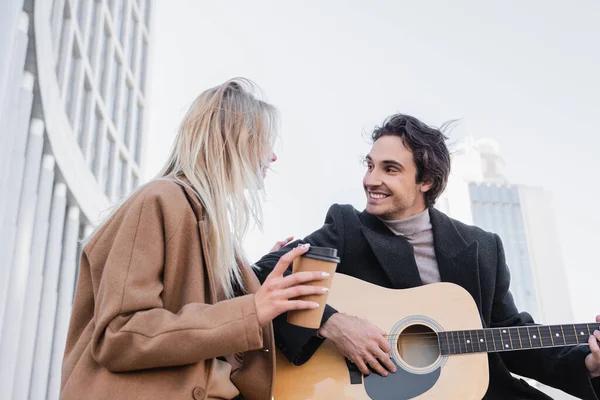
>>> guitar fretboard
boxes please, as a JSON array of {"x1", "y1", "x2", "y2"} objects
[{"x1": 438, "y1": 323, "x2": 598, "y2": 355}]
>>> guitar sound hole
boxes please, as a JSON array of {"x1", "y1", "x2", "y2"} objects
[{"x1": 397, "y1": 324, "x2": 439, "y2": 369}]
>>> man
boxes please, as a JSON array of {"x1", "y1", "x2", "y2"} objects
[{"x1": 254, "y1": 113, "x2": 600, "y2": 399}]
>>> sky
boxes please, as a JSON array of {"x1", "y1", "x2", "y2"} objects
[{"x1": 144, "y1": 0, "x2": 600, "y2": 322}]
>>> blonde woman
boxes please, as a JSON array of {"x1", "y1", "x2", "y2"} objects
[{"x1": 60, "y1": 79, "x2": 327, "y2": 400}]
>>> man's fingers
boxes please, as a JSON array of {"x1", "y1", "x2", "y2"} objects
[
  {"x1": 269, "y1": 236, "x2": 295, "y2": 252},
  {"x1": 354, "y1": 359, "x2": 371, "y2": 376},
  {"x1": 589, "y1": 333, "x2": 600, "y2": 361},
  {"x1": 377, "y1": 334, "x2": 392, "y2": 353},
  {"x1": 365, "y1": 355, "x2": 388, "y2": 377},
  {"x1": 369, "y1": 344, "x2": 396, "y2": 373},
  {"x1": 375, "y1": 348, "x2": 396, "y2": 373},
  {"x1": 593, "y1": 330, "x2": 600, "y2": 355}
]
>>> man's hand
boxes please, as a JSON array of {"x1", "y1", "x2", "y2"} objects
[
  {"x1": 317, "y1": 313, "x2": 396, "y2": 377},
  {"x1": 269, "y1": 236, "x2": 294, "y2": 252},
  {"x1": 585, "y1": 315, "x2": 600, "y2": 378}
]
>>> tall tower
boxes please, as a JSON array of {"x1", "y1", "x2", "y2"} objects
[
  {"x1": 437, "y1": 138, "x2": 574, "y2": 325},
  {"x1": 0, "y1": 1, "x2": 153, "y2": 399}
]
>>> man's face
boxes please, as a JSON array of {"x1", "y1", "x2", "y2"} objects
[{"x1": 363, "y1": 135, "x2": 432, "y2": 220}]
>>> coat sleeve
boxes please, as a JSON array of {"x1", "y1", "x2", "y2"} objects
[
  {"x1": 491, "y1": 234, "x2": 599, "y2": 400},
  {"x1": 89, "y1": 187, "x2": 263, "y2": 372},
  {"x1": 253, "y1": 204, "x2": 346, "y2": 365}
]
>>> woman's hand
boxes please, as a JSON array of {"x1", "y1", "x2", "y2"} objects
[{"x1": 254, "y1": 244, "x2": 329, "y2": 327}]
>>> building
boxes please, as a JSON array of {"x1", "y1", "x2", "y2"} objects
[
  {"x1": 0, "y1": 0, "x2": 153, "y2": 399},
  {"x1": 437, "y1": 137, "x2": 577, "y2": 399},
  {"x1": 437, "y1": 137, "x2": 573, "y2": 323}
]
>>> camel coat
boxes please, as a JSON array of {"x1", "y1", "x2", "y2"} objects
[{"x1": 60, "y1": 179, "x2": 275, "y2": 400}]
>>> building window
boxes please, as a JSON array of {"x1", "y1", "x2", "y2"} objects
[
  {"x1": 122, "y1": 82, "x2": 133, "y2": 145},
  {"x1": 128, "y1": 12, "x2": 138, "y2": 71},
  {"x1": 99, "y1": 25, "x2": 111, "y2": 102},
  {"x1": 131, "y1": 172, "x2": 139, "y2": 190},
  {"x1": 112, "y1": 0, "x2": 127, "y2": 44},
  {"x1": 66, "y1": 42, "x2": 83, "y2": 124},
  {"x1": 91, "y1": 107, "x2": 104, "y2": 177},
  {"x1": 87, "y1": 0, "x2": 100, "y2": 62},
  {"x1": 56, "y1": 1, "x2": 72, "y2": 78},
  {"x1": 144, "y1": 0, "x2": 151, "y2": 26},
  {"x1": 129, "y1": 96, "x2": 139, "y2": 155},
  {"x1": 133, "y1": 102, "x2": 144, "y2": 164},
  {"x1": 102, "y1": 136, "x2": 115, "y2": 195},
  {"x1": 110, "y1": 55, "x2": 122, "y2": 128},
  {"x1": 76, "y1": 0, "x2": 89, "y2": 39},
  {"x1": 120, "y1": 0, "x2": 129, "y2": 43},
  {"x1": 139, "y1": 37, "x2": 148, "y2": 92},
  {"x1": 77, "y1": 79, "x2": 93, "y2": 155},
  {"x1": 114, "y1": 155, "x2": 128, "y2": 201}
]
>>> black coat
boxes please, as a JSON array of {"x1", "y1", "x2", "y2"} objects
[{"x1": 254, "y1": 204, "x2": 599, "y2": 400}]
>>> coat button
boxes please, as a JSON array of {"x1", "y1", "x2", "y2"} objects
[{"x1": 192, "y1": 387, "x2": 206, "y2": 400}]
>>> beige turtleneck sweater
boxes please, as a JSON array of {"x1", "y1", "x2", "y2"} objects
[{"x1": 379, "y1": 209, "x2": 441, "y2": 284}]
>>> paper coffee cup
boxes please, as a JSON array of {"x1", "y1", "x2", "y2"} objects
[{"x1": 287, "y1": 246, "x2": 340, "y2": 329}]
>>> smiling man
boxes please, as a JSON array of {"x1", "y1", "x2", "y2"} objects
[{"x1": 254, "y1": 113, "x2": 600, "y2": 399}]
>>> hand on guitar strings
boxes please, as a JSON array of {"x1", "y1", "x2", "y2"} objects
[
  {"x1": 585, "y1": 315, "x2": 600, "y2": 378},
  {"x1": 317, "y1": 313, "x2": 397, "y2": 377}
]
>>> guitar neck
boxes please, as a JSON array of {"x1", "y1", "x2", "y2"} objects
[{"x1": 439, "y1": 322, "x2": 598, "y2": 356}]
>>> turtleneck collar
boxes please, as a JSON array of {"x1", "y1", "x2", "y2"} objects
[{"x1": 378, "y1": 208, "x2": 431, "y2": 237}]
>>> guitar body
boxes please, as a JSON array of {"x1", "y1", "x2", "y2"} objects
[{"x1": 274, "y1": 273, "x2": 489, "y2": 400}]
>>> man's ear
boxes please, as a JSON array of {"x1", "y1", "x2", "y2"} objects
[{"x1": 419, "y1": 177, "x2": 434, "y2": 193}]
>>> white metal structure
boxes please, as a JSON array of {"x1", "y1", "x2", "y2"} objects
[{"x1": 0, "y1": 0, "x2": 153, "y2": 399}]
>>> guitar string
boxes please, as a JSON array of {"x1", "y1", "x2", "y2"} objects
[
  {"x1": 384, "y1": 336, "x2": 588, "y2": 345},
  {"x1": 379, "y1": 337, "x2": 590, "y2": 351},
  {"x1": 386, "y1": 324, "x2": 600, "y2": 337},
  {"x1": 369, "y1": 341, "x2": 589, "y2": 351},
  {"x1": 383, "y1": 330, "x2": 595, "y2": 338}
]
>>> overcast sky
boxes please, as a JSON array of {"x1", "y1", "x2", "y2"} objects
[{"x1": 144, "y1": 0, "x2": 600, "y2": 322}]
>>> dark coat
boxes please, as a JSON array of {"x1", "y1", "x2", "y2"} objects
[{"x1": 255, "y1": 204, "x2": 599, "y2": 400}]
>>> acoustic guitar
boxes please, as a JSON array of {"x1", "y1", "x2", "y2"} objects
[{"x1": 274, "y1": 273, "x2": 596, "y2": 400}]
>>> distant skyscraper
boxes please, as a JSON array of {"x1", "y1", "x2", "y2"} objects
[
  {"x1": 0, "y1": 1, "x2": 153, "y2": 399},
  {"x1": 437, "y1": 138, "x2": 574, "y2": 324},
  {"x1": 437, "y1": 137, "x2": 577, "y2": 399}
]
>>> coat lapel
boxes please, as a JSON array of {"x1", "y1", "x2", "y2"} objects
[
  {"x1": 359, "y1": 211, "x2": 423, "y2": 289},
  {"x1": 429, "y1": 208, "x2": 482, "y2": 310}
]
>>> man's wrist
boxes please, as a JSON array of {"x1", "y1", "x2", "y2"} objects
[
  {"x1": 317, "y1": 321, "x2": 330, "y2": 339},
  {"x1": 317, "y1": 312, "x2": 342, "y2": 339}
]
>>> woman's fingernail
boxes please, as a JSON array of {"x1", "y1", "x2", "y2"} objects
[
  {"x1": 321, "y1": 287, "x2": 329, "y2": 293},
  {"x1": 299, "y1": 243, "x2": 310, "y2": 249},
  {"x1": 312, "y1": 302, "x2": 320, "y2": 308},
  {"x1": 321, "y1": 272, "x2": 330, "y2": 277}
]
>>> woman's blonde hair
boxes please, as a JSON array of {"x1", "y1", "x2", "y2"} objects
[{"x1": 158, "y1": 78, "x2": 278, "y2": 298}]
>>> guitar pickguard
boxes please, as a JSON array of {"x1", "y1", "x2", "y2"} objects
[{"x1": 363, "y1": 359, "x2": 441, "y2": 400}]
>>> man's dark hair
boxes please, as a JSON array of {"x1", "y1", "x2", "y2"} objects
[{"x1": 371, "y1": 113, "x2": 451, "y2": 207}]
